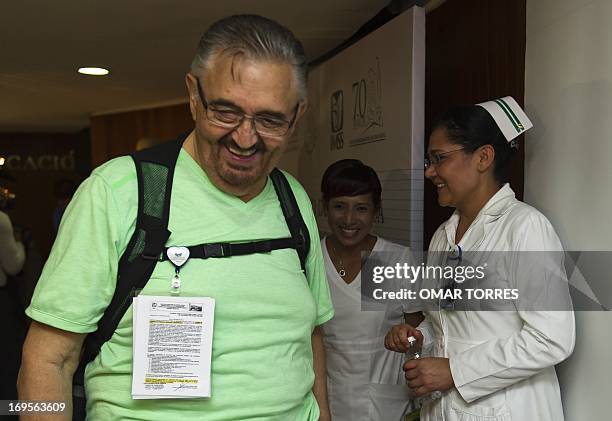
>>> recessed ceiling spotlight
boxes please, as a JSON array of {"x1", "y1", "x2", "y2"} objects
[{"x1": 78, "y1": 67, "x2": 110, "y2": 76}]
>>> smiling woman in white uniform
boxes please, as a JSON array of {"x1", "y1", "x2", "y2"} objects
[
  {"x1": 385, "y1": 97, "x2": 575, "y2": 421},
  {"x1": 320, "y1": 159, "x2": 420, "y2": 421}
]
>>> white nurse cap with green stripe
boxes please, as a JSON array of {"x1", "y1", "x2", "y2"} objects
[{"x1": 476, "y1": 96, "x2": 533, "y2": 143}]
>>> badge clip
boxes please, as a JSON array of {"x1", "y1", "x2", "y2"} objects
[{"x1": 167, "y1": 247, "x2": 190, "y2": 294}]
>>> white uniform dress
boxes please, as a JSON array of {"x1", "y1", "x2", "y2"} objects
[
  {"x1": 321, "y1": 237, "x2": 414, "y2": 421},
  {"x1": 420, "y1": 184, "x2": 575, "y2": 421}
]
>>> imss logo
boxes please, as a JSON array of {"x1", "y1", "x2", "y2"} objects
[{"x1": 330, "y1": 90, "x2": 344, "y2": 150}]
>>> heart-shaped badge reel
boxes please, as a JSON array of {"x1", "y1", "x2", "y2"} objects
[{"x1": 167, "y1": 246, "x2": 190, "y2": 268}]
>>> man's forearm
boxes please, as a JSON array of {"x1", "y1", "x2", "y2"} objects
[
  {"x1": 311, "y1": 326, "x2": 330, "y2": 420},
  {"x1": 18, "y1": 322, "x2": 85, "y2": 421},
  {"x1": 18, "y1": 359, "x2": 74, "y2": 421}
]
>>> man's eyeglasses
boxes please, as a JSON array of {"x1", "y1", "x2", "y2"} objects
[
  {"x1": 195, "y1": 78, "x2": 299, "y2": 138},
  {"x1": 424, "y1": 147, "x2": 466, "y2": 169}
]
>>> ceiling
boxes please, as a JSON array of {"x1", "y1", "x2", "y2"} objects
[{"x1": 0, "y1": 0, "x2": 392, "y2": 132}]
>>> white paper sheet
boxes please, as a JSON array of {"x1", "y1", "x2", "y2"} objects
[{"x1": 131, "y1": 295, "x2": 215, "y2": 399}]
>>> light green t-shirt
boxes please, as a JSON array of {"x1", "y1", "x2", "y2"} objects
[{"x1": 27, "y1": 149, "x2": 334, "y2": 421}]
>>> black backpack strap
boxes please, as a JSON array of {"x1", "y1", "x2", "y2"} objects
[
  {"x1": 72, "y1": 159, "x2": 308, "y2": 419},
  {"x1": 157, "y1": 169, "x2": 310, "y2": 273},
  {"x1": 75, "y1": 134, "x2": 186, "y2": 387},
  {"x1": 269, "y1": 168, "x2": 310, "y2": 274},
  {"x1": 161, "y1": 238, "x2": 296, "y2": 261}
]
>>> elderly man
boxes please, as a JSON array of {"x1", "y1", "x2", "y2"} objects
[{"x1": 19, "y1": 15, "x2": 333, "y2": 421}]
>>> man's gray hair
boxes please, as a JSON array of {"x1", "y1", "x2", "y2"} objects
[{"x1": 191, "y1": 14, "x2": 308, "y2": 99}]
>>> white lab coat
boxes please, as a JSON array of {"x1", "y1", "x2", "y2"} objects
[
  {"x1": 321, "y1": 237, "x2": 414, "y2": 421},
  {"x1": 420, "y1": 184, "x2": 575, "y2": 421}
]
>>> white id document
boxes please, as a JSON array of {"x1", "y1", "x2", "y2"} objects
[{"x1": 131, "y1": 295, "x2": 215, "y2": 399}]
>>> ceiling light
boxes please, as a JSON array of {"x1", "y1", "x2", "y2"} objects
[{"x1": 78, "y1": 67, "x2": 110, "y2": 76}]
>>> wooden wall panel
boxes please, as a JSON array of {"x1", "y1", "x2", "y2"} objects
[
  {"x1": 90, "y1": 103, "x2": 193, "y2": 167},
  {"x1": 424, "y1": 0, "x2": 526, "y2": 246},
  {"x1": 0, "y1": 131, "x2": 90, "y2": 257}
]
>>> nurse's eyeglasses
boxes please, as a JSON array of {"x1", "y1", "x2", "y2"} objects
[{"x1": 424, "y1": 147, "x2": 466, "y2": 169}]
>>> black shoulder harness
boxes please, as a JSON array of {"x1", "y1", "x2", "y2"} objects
[{"x1": 72, "y1": 133, "x2": 310, "y2": 415}]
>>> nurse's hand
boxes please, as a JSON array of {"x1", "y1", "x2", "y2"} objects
[
  {"x1": 404, "y1": 357, "x2": 454, "y2": 396},
  {"x1": 384, "y1": 323, "x2": 423, "y2": 353}
]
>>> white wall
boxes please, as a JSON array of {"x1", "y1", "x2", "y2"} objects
[
  {"x1": 525, "y1": 0, "x2": 612, "y2": 418},
  {"x1": 279, "y1": 7, "x2": 426, "y2": 250}
]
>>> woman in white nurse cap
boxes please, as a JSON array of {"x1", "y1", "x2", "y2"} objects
[
  {"x1": 385, "y1": 97, "x2": 575, "y2": 421},
  {"x1": 425, "y1": 96, "x2": 532, "y2": 214}
]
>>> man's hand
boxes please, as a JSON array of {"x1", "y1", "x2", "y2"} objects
[
  {"x1": 318, "y1": 412, "x2": 332, "y2": 421},
  {"x1": 384, "y1": 323, "x2": 423, "y2": 353},
  {"x1": 311, "y1": 326, "x2": 331, "y2": 421},
  {"x1": 403, "y1": 357, "x2": 454, "y2": 397}
]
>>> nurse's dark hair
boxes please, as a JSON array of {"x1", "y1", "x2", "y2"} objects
[
  {"x1": 432, "y1": 105, "x2": 516, "y2": 184},
  {"x1": 321, "y1": 159, "x2": 382, "y2": 209}
]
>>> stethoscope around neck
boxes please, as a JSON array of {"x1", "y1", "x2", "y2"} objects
[
  {"x1": 448, "y1": 244, "x2": 462, "y2": 261},
  {"x1": 439, "y1": 244, "x2": 463, "y2": 310}
]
